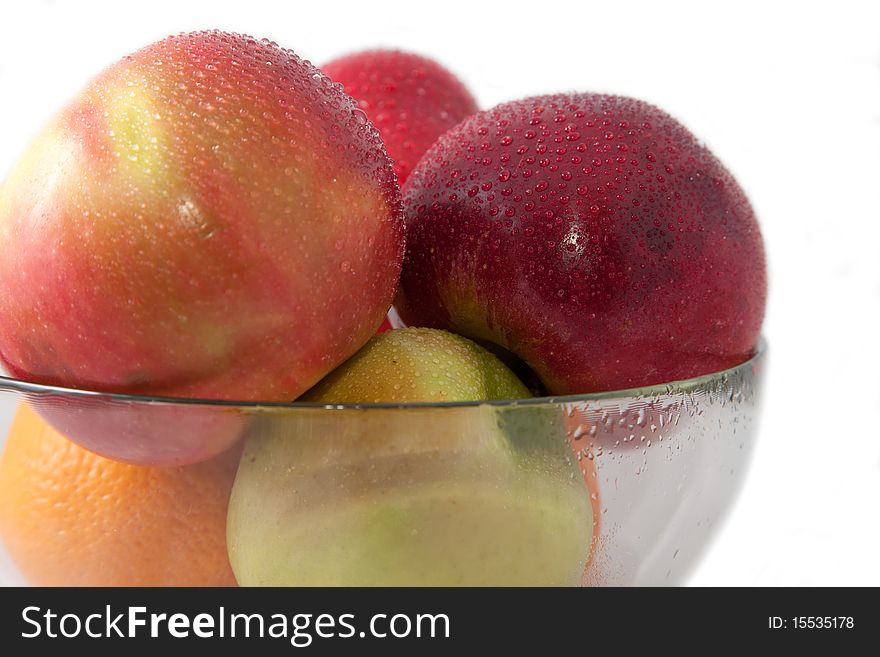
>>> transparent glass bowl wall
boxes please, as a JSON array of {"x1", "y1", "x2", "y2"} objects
[{"x1": 0, "y1": 342, "x2": 765, "y2": 586}]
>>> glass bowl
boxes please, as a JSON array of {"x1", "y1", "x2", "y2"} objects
[{"x1": 0, "y1": 340, "x2": 765, "y2": 587}]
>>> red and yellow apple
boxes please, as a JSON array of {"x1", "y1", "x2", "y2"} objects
[
  {"x1": 397, "y1": 93, "x2": 766, "y2": 394},
  {"x1": 0, "y1": 31, "x2": 403, "y2": 401},
  {"x1": 0, "y1": 31, "x2": 404, "y2": 463}
]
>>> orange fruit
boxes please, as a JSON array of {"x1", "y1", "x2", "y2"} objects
[{"x1": 0, "y1": 403, "x2": 239, "y2": 586}]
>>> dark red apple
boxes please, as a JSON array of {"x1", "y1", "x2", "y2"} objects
[
  {"x1": 322, "y1": 50, "x2": 478, "y2": 183},
  {"x1": 397, "y1": 93, "x2": 766, "y2": 394}
]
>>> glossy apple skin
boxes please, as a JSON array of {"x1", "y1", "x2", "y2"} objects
[
  {"x1": 0, "y1": 31, "x2": 404, "y2": 403},
  {"x1": 322, "y1": 50, "x2": 478, "y2": 183},
  {"x1": 398, "y1": 93, "x2": 766, "y2": 394}
]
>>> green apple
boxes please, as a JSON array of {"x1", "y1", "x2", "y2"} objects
[
  {"x1": 227, "y1": 328, "x2": 592, "y2": 586},
  {"x1": 301, "y1": 326, "x2": 529, "y2": 403}
]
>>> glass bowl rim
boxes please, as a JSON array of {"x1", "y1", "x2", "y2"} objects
[{"x1": 0, "y1": 338, "x2": 765, "y2": 411}]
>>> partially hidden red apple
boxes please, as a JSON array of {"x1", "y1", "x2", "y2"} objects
[
  {"x1": 375, "y1": 315, "x2": 394, "y2": 334},
  {"x1": 322, "y1": 50, "x2": 478, "y2": 184},
  {"x1": 397, "y1": 93, "x2": 766, "y2": 394},
  {"x1": 0, "y1": 31, "x2": 404, "y2": 463}
]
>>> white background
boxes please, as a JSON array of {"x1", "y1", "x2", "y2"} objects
[{"x1": 1, "y1": 0, "x2": 878, "y2": 586}]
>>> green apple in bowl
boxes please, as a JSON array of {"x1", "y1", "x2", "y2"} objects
[{"x1": 227, "y1": 328, "x2": 593, "y2": 586}]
